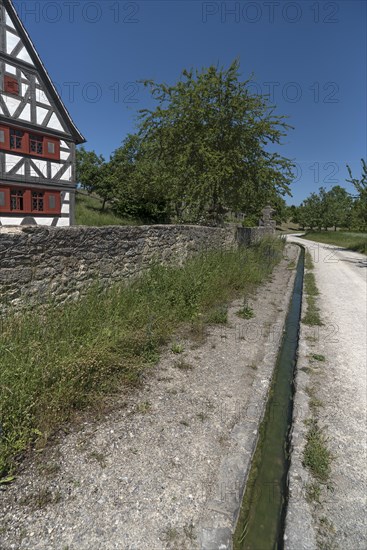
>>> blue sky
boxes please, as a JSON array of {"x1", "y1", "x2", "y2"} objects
[{"x1": 15, "y1": 0, "x2": 366, "y2": 205}]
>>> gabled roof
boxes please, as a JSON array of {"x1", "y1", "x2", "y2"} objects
[{"x1": 2, "y1": 0, "x2": 86, "y2": 144}]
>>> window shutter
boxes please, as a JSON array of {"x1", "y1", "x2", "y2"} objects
[
  {"x1": 45, "y1": 191, "x2": 61, "y2": 214},
  {"x1": 44, "y1": 137, "x2": 60, "y2": 160},
  {"x1": 0, "y1": 188, "x2": 10, "y2": 212},
  {"x1": 4, "y1": 76, "x2": 20, "y2": 95},
  {"x1": 0, "y1": 126, "x2": 10, "y2": 150}
]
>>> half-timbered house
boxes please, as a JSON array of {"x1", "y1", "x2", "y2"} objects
[{"x1": 0, "y1": 0, "x2": 85, "y2": 226}]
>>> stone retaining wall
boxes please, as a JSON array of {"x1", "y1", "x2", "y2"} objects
[
  {"x1": 236, "y1": 226, "x2": 276, "y2": 246},
  {"x1": 0, "y1": 225, "x2": 273, "y2": 311}
]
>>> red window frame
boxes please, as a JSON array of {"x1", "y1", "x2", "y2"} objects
[
  {"x1": 29, "y1": 134, "x2": 44, "y2": 156},
  {"x1": 0, "y1": 125, "x2": 60, "y2": 161},
  {"x1": 10, "y1": 128, "x2": 29, "y2": 154},
  {"x1": 10, "y1": 189, "x2": 25, "y2": 212},
  {"x1": 31, "y1": 191, "x2": 44, "y2": 212},
  {"x1": 0, "y1": 186, "x2": 61, "y2": 215},
  {"x1": 4, "y1": 75, "x2": 19, "y2": 96}
]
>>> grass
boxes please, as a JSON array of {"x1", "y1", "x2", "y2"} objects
[
  {"x1": 306, "y1": 481, "x2": 321, "y2": 503},
  {"x1": 237, "y1": 304, "x2": 255, "y2": 319},
  {"x1": 0, "y1": 237, "x2": 284, "y2": 476},
  {"x1": 317, "y1": 516, "x2": 337, "y2": 550},
  {"x1": 75, "y1": 191, "x2": 140, "y2": 227},
  {"x1": 302, "y1": 249, "x2": 335, "y2": 543},
  {"x1": 311, "y1": 354, "x2": 325, "y2": 362},
  {"x1": 304, "y1": 250, "x2": 314, "y2": 270},
  {"x1": 136, "y1": 401, "x2": 152, "y2": 414},
  {"x1": 277, "y1": 221, "x2": 301, "y2": 233},
  {"x1": 87, "y1": 451, "x2": 107, "y2": 467},
  {"x1": 171, "y1": 342, "x2": 185, "y2": 354},
  {"x1": 20, "y1": 487, "x2": 61, "y2": 510},
  {"x1": 303, "y1": 295, "x2": 322, "y2": 326},
  {"x1": 303, "y1": 231, "x2": 367, "y2": 254},
  {"x1": 183, "y1": 522, "x2": 197, "y2": 541},
  {"x1": 303, "y1": 419, "x2": 332, "y2": 483},
  {"x1": 303, "y1": 257, "x2": 323, "y2": 326},
  {"x1": 174, "y1": 359, "x2": 193, "y2": 371},
  {"x1": 304, "y1": 272, "x2": 319, "y2": 296},
  {"x1": 205, "y1": 304, "x2": 228, "y2": 324},
  {"x1": 305, "y1": 386, "x2": 324, "y2": 411}
]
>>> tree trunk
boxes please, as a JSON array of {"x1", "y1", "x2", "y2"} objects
[{"x1": 101, "y1": 197, "x2": 107, "y2": 211}]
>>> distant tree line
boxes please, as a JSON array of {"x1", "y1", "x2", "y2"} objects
[
  {"x1": 76, "y1": 60, "x2": 294, "y2": 225},
  {"x1": 289, "y1": 159, "x2": 367, "y2": 231}
]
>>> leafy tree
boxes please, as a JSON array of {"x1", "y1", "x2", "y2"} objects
[
  {"x1": 298, "y1": 186, "x2": 353, "y2": 231},
  {"x1": 298, "y1": 192, "x2": 323, "y2": 230},
  {"x1": 97, "y1": 163, "x2": 120, "y2": 211},
  {"x1": 325, "y1": 185, "x2": 353, "y2": 230},
  {"x1": 109, "y1": 134, "x2": 170, "y2": 222},
  {"x1": 347, "y1": 159, "x2": 367, "y2": 230},
  {"x1": 127, "y1": 60, "x2": 295, "y2": 224},
  {"x1": 77, "y1": 61, "x2": 295, "y2": 225},
  {"x1": 76, "y1": 147, "x2": 104, "y2": 193},
  {"x1": 272, "y1": 195, "x2": 288, "y2": 225},
  {"x1": 76, "y1": 147, "x2": 117, "y2": 211},
  {"x1": 288, "y1": 204, "x2": 300, "y2": 224}
]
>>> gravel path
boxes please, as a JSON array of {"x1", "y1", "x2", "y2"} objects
[
  {"x1": 285, "y1": 236, "x2": 367, "y2": 549},
  {"x1": 1, "y1": 245, "x2": 299, "y2": 550}
]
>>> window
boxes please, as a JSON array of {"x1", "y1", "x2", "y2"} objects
[
  {"x1": 0, "y1": 187, "x2": 61, "y2": 215},
  {"x1": 10, "y1": 189, "x2": 24, "y2": 211},
  {"x1": 10, "y1": 129, "x2": 25, "y2": 151},
  {"x1": 0, "y1": 126, "x2": 60, "y2": 160},
  {"x1": 32, "y1": 191, "x2": 44, "y2": 212},
  {"x1": 30, "y1": 134, "x2": 43, "y2": 155},
  {"x1": 4, "y1": 75, "x2": 19, "y2": 95}
]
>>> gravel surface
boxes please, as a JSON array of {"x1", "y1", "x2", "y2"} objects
[
  {"x1": 0, "y1": 245, "x2": 299, "y2": 550},
  {"x1": 285, "y1": 236, "x2": 367, "y2": 550}
]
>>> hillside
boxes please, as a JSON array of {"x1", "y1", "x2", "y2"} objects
[{"x1": 75, "y1": 191, "x2": 139, "y2": 227}]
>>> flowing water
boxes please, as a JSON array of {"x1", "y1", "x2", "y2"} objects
[{"x1": 233, "y1": 248, "x2": 304, "y2": 550}]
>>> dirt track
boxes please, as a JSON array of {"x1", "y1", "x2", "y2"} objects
[{"x1": 285, "y1": 236, "x2": 367, "y2": 549}]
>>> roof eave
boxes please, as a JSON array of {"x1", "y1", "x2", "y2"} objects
[{"x1": 3, "y1": 0, "x2": 86, "y2": 145}]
